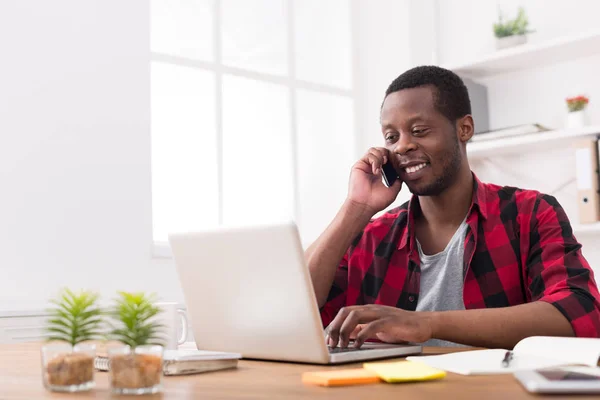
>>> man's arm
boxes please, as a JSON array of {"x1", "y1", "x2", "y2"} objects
[
  {"x1": 306, "y1": 147, "x2": 402, "y2": 308},
  {"x1": 305, "y1": 201, "x2": 372, "y2": 308},
  {"x1": 327, "y1": 194, "x2": 600, "y2": 349},
  {"x1": 326, "y1": 301, "x2": 573, "y2": 350},
  {"x1": 429, "y1": 193, "x2": 598, "y2": 348},
  {"x1": 524, "y1": 194, "x2": 600, "y2": 337},
  {"x1": 429, "y1": 301, "x2": 573, "y2": 348}
]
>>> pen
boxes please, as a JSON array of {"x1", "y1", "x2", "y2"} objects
[{"x1": 502, "y1": 351, "x2": 513, "y2": 367}]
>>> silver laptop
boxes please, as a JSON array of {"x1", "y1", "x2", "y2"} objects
[{"x1": 168, "y1": 222, "x2": 422, "y2": 364}]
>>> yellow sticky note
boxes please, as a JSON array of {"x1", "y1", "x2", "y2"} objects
[
  {"x1": 302, "y1": 368, "x2": 381, "y2": 387},
  {"x1": 363, "y1": 360, "x2": 446, "y2": 383}
]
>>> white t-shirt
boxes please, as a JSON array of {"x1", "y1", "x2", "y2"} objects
[{"x1": 415, "y1": 219, "x2": 468, "y2": 347}]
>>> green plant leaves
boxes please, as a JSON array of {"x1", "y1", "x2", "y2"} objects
[
  {"x1": 493, "y1": 7, "x2": 532, "y2": 38},
  {"x1": 45, "y1": 288, "x2": 103, "y2": 346},
  {"x1": 108, "y1": 291, "x2": 165, "y2": 348},
  {"x1": 45, "y1": 289, "x2": 166, "y2": 348}
]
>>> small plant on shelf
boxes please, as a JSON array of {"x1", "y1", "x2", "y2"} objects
[
  {"x1": 566, "y1": 95, "x2": 589, "y2": 113},
  {"x1": 493, "y1": 7, "x2": 533, "y2": 49},
  {"x1": 108, "y1": 291, "x2": 164, "y2": 395},
  {"x1": 42, "y1": 288, "x2": 103, "y2": 392},
  {"x1": 565, "y1": 95, "x2": 590, "y2": 128},
  {"x1": 493, "y1": 6, "x2": 530, "y2": 38}
]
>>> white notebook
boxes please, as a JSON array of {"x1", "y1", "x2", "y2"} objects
[
  {"x1": 94, "y1": 342, "x2": 241, "y2": 376},
  {"x1": 162, "y1": 349, "x2": 241, "y2": 376},
  {"x1": 406, "y1": 336, "x2": 600, "y2": 375}
]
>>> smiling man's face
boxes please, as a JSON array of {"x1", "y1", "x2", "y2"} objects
[{"x1": 381, "y1": 85, "x2": 465, "y2": 196}]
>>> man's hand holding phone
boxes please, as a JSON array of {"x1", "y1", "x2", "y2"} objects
[
  {"x1": 306, "y1": 147, "x2": 403, "y2": 308},
  {"x1": 346, "y1": 147, "x2": 402, "y2": 217}
]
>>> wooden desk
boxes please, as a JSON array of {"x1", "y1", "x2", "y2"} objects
[{"x1": 0, "y1": 342, "x2": 596, "y2": 399}]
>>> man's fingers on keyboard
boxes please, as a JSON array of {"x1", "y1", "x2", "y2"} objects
[{"x1": 349, "y1": 324, "x2": 364, "y2": 339}]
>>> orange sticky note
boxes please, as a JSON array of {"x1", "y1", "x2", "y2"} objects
[{"x1": 302, "y1": 368, "x2": 381, "y2": 387}]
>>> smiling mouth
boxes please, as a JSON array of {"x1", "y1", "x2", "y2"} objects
[{"x1": 403, "y1": 162, "x2": 428, "y2": 174}]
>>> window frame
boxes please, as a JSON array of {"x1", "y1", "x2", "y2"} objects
[{"x1": 150, "y1": 0, "x2": 360, "y2": 258}]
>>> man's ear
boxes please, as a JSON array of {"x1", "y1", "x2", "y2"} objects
[{"x1": 456, "y1": 115, "x2": 474, "y2": 143}]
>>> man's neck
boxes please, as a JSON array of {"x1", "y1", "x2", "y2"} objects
[{"x1": 417, "y1": 168, "x2": 474, "y2": 228}]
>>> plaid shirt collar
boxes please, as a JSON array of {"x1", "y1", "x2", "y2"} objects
[{"x1": 398, "y1": 173, "x2": 489, "y2": 250}]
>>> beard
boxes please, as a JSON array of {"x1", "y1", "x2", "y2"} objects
[{"x1": 406, "y1": 136, "x2": 462, "y2": 196}]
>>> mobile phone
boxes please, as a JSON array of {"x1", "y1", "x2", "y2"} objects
[
  {"x1": 381, "y1": 161, "x2": 400, "y2": 188},
  {"x1": 514, "y1": 366, "x2": 600, "y2": 394}
]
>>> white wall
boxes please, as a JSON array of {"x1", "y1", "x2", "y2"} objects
[
  {"x1": 351, "y1": 0, "x2": 600, "y2": 273},
  {"x1": 435, "y1": 0, "x2": 600, "y2": 272},
  {"x1": 437, "y1": 0, "x2": 600, "y2": 130},
  {"x1": 437, "y1": 0, "x2": 600, "y2": 66},
  {"x1": 5, "y1": 0, "x2": 595, "y2": 312},
  {"x1": 0, "y1": 0, "x2": 416, "y2": 312},
  {"x1": 353, "y1": 0, "x2": 414, "y2": 209},
  {"x1": 0, "y1": 0, "x2": 184, "y2": 310}
]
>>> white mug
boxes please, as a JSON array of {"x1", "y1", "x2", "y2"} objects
[{"x1": 154, "y1": 302, "x2": 189, "y2": 350}]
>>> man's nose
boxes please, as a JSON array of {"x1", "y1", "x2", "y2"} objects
[{"x1": 393, "y1": 132, "x2": 417, "y2": 155}]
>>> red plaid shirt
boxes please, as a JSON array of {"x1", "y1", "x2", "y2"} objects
[{"x1": 320, "y1": 175, "x2": 600, "y2": 337}]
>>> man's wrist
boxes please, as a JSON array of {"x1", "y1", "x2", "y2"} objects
[
  {"x1": 425, "y1": 311, "x2": 444, "y2": 340},
  {"x1": 342, "y1": 199, "x2": 377, "y2": 221}
]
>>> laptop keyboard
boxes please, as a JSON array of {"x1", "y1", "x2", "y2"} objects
[{"x1": 328, "y1": 346, "x2": 365, "y2": 353}]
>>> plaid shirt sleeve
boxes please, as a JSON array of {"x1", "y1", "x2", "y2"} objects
[
  {"x1": 527, "y1": 194, "x2": 600, "y2": 337},
  {"x1": 318, "y1": 210, "x2": 401, "y2": 327},
  {"x1": 319, "y1": 248, "x2": 350, "y2": 328}
]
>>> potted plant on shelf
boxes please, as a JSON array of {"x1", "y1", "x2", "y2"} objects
[
  {"x1": 41, "y1": 288, "x2": 103, "y2": 392},
  {"x1": 108, "y1": 291, "x2": 164, "y2": 395},
  {"x1": 566, "y1": 95, "x2": 590, "y2": 128},
  {"x1": 493, "y1": 7, "x2": 532, "y2": 49}
]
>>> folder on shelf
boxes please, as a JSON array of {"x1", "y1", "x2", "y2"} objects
[{"x1": 575, "y1": 138, "x2": 600, "y2": 224}]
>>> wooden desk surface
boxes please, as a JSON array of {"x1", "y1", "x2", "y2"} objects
[{"x1": 0, "y1": 342, "x2": 597, "y2": 399}]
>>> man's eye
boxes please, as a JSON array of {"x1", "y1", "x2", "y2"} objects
[
  {"x1": 385, "y1": 134, "x2": 398, "y2": 142},
  {"x1": 412, "y1": 128, "x2": 428, "y2": 135}
]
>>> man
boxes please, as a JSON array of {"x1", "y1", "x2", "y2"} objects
[{"x1": 306, "y1": 65, "x2": 600, "y2": 349}]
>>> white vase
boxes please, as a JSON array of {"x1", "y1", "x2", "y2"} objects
[
  {"x1": 566, "y1": 110, "x2": 589, "y2": 129},
  {"x1": 495, "y1": 34, "x2": 527, "y2": 50}
]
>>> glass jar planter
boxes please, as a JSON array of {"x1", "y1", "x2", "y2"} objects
[
  {"x1": 109, "y1": 345, "x2": 163, "y2": 395},
  {"x1": 41, "y1": 343, "x2": 95, "y2": 392}
]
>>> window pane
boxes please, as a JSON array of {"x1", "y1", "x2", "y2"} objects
[
  {"x1": 293, "y1": 0, "x2": 352, "y2": 89},
  {"x1": 221, "y1": 0, "x2": 288, "y2": 75},
  {"x1": 222, "y1": 75, "x2": 294, "y2": 225},
  {"x1": 296, "y1": 90, "x2": 354, "y2": 246},
  {"x1": 151, "y1": 62, "x2": 218, "y2": 242},
  {"x1": 151, "y1": 0, "x2": 214, "y2": 61}
]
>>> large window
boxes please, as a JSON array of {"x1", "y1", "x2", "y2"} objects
[{"x1": 151, "y1": 0, "x2": 356, "y2": 250}]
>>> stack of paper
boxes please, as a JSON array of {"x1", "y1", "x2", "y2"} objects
[
  {"x1": 94, "y1": 345, "x2": 241, "y2": 376},
  {"x1": 162, "y1": 349, "x2": 241, "y2": 376},
  {"x1": 471, "y1": 123, "x2": 549, "y2": 142}
]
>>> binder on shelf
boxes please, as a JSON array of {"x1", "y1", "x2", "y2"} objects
[{"x1": 574, "y1": 138, "x2": 600, "y2": 224}]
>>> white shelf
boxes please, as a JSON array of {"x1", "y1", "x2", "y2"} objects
[
  {"x1": 574, "y1": 223, "x2": 600, "y2": 235},
  {"x1": 444, "y1": 31, "x2": 600, "y2": 79},
  {"x1": 467, "y1": 125, "x2": 600, "y2": 159}
]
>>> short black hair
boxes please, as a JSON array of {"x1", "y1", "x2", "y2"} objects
[{"x1": 384, "y1": 65, "x2": 471, "y2": 122}]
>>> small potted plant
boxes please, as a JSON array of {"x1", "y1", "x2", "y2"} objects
[
  {"x1": 566, "y1": 95, "x2": 590, "y2": 128},
  {"x1": 108, "y1": 291, "x2": 164, "y2": 395},
  {"x1": 41, "y1": 288, "x2": 103, "y2": 392},
  {"x1": 493, "y1": 7, "x2": 533, "y2": 49}
]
